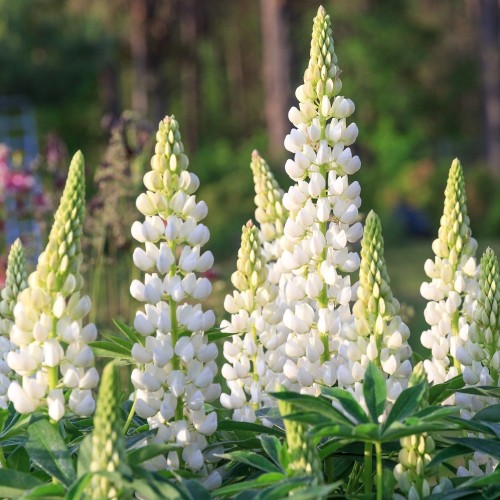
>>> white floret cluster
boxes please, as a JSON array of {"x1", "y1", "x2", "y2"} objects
[
  {"x1": 0, "y1": 239, "x2": 28, "y2": 408},
  {"x1": 275, "y1": 6, "x2": 363, "y2": 393},
  {"x1": 420, "y1": 159, "x2": 478, "y2": 385},
  {"x1": 339, "y1": 211, "x2": 412, "y2": 404},
  {"x1": 130, "y1": 116, "x2": 220, "y2": 472},
  {"x1": 220, "y1": 221, "x2": 286, "y2": 422},
  {"x1": 7, "y1": 152, "x2": 99, "y2": 421}
]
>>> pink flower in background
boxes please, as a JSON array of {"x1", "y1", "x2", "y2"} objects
[{"x1": 5, "y1": 172, "x2": 35, "y2": 192}]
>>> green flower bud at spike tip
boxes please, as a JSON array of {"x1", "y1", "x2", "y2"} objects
[
  {"x1": 277, "y1": 389, "x2": 323, "y2": 483},
  {"x1": 0, "y1": 239, "x2": 28, "y2": 324},
  {"x1": 250, "y1": 150, "x2": 287, "y2": 244},
  {"x1": 35, "y1": 150, "x2": 86, "y2": 294},
  {"x1": 231, "y1": 221, "x2": 267, "y2": 292},
  {"x1": 89, "y1": 362, "x2": 128, "y2": 500}
]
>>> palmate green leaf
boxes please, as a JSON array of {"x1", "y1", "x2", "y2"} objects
[
  {"x1": 383, "y1": 383, "x2": 426, "y2": 430},
  {"x1": 89, "y1": 340, "x2": 133, "y2": 360},
  {"x1": 65, "y1": 473, "x2": 93, "y2": 500},
  {"x1": 217, "y1": 420, "x2": 284, "y2": 437},
  {"x1": 102, "y1": 334, "x2": 134, "y2": 351},
  {"x1": 0, "y1": 406, "x2": 29, "y2": 440},
  {"x1": 380, "y1": 421, "x2": 453, "y2": 442},
  {"x1": 413, "y1": 405, "x2": 459, "y2": 421},
  {"x1": 449, "y1": 437, "x2": 500, "y2": 459},
  {"x1": 446, "y1": 416, "x2": 495, "y2": 436},
  {"x1": 26, "y1": 418, "x2": 76, "y2": 487},
  {"x1": 427, "y1": 443, "x2": 471, "y2": 469},
  {"x1": 363, "y1": 363, "x2": 386, "y2": 423},
  {"x1": 472, "y1": 404, "x2": 500, "y2": 422},
  {"x1": 127, "y1": 443, "x2": 180, "y2": 464},
  {"x1": 258, "y1": 435, "x2": 285, "y2": 472},
  {"x1": 214, "y1": 472, "x2": 285, "y2": 497},
  {"x1": 456, "y1": 386, "x2": 500, "y2": 398},
  {"x1": 21, "y1": 483, "x2": 66, "y2": 499},
  {"x1": 270, "y1": 391, "x2": 353, "y2": 425},
  {"x1": 220, "y1": 450, "x2": 281, "y2": 473},
  {"x1": 310, "y1": 423, "x2": 358, "y2": 442},
  {"x1": 113, "y1": 319, "x2": 142, "y2": 344},
  {"x1": 319, "y1": 387, "x2": 369, "y2": 424},
  {"x1": 206, "y1": 329, "x2": 237, "y2": 342},
  {"x1": 0, "y1": 470, "x2": 43, "y2": 498},
  {"x1": 428, "y1": 375, "x2": 465, "y2": 405},
  {"x1": 461, "y1": 472, "x2": 500, "y2": 488}
]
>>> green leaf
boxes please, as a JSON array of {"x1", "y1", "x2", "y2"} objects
[
  {"x1": 449, "y1": 437, "x2": 500, "y2": 459},
  {"x1": 456, "y1": 385, "x2": 500, "y2": 399},
  {"x1": 89, "y1": 340, "x2": 133, "y2": 359},
  {"x1": 103, "y1": 335, "x2": 134, "y2": 351},
  {"x1": 21, "y1": 483, "x2": 66, "y2": 499},
  {"x1": 206, "y1": 329, "x2": 236, "y2": 342},
  {"x1": 65, "y1": 473, "x2": 93, "y2": 500},
  {"x1": 427, "y1": 444, "x2": 474, "y2": 469},
  {"x1": 127, "y1": 443, "x2": 180, "y2": 464},
  {"x1": 113, "y1": 319, "x2": 141, "y2": 344},
  {"x1": 26, "y1": 418, "x2": 76, "y2": 487},
  {"x1": 472, "y1": 404, "x2": 500, "y2": 422},
  {"x1": 428, "y1": 375, "x2": 465, "y2": 405},
  {"x1": 319, "y1": 387, "x2": 369, "y2": 424},
  {"x1": 76, "y1": 434, "x2": 92, "y2": 477},
  {"x1": 182, "y1": 479, "x2": 212, "y2": 500},
  {"x1": 383, "y1": 383, "x2": 426, "y2": 430},
  {"x1": 381, "y1": 421, "x2": 453, "y2": 442},
  {"x1": 363, "y1": 362, "x2": 386, "y2": 423},
  {"x1": 217, "y1": 420, "x2": 284, "y2": 437},
  {"x1": 214, "y1": 473, "x2": 285, "y2": 497},
  {"x1": 220, "y1": 450, "x2": 281, "y2": 473},
  {"x1": 0, "y1": 470, "x2": 43, "y2": 498},
  {"x1": 258, "y1": 435, "x2": 284, "y2": 472},
  {"x1": 283, "y1": 483, "x2": 341, "y2": 500}
]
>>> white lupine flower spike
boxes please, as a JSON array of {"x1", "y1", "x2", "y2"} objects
[
  {"x1": 277, "y1": 6, "x2": 363, "y2": 394},
  {"x1": 130, "y1": 116, "x2": 220, "y2": 472},
  {"x1": 7, "y1": 152, "x2": 99, "y2": 420},
  {"x1": 250, "y1": 150, "x2": 288, "y2": 264},
  {"x1": 340, "y1": 211, "x2": 412, "y2": 403},
  {"x1": 0, "y1": 239, "x2": 28, "y2": 407},
  {"x1": 220, "y1": 221, "x2": 286, "y2": 422},
  {"x1": 420, "y1": 159, "x2": 478, "y2": 385}
]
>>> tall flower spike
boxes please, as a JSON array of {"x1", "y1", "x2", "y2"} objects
[
  {"x1": 420, "y1": 159, "x2": 478, "y2": 384},
  {"x1": 277, "y1": 389, "x2": 323, "y2": 483},
  {"x1": 88, "y1": 362, "x2": 128, "y2": 499},
  {"x1": 277, "y1": 5, "x2": 363, "y2": 393},
  {"x1": 250, "y1": 150, "x2": 287, "y2": 263},
  {"x1": 393, "y1": 363, "x2": 435, "y2": 500},
  {"x1": 0, "y1": 239, "x2": 28, "y2": 407},
  {"x1": 130, "y1": 116, "x2": 220, "y2": 472},
  {"x1": 339, "y1": 211, "x2": 412, "y2": 403},
  {"x1": 7, "y1": 151, "x2": 99, "y2": 420},
  {"x1": 456, "y1": 248, "x2": 500, "y2": 415},
  {"x1": 220, "y1": 221, "x2": 286, "y2": 422}
]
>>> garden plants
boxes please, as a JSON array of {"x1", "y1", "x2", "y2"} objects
[{"x1": 0, "y1": 5, "x2": 499, "y2": 499}]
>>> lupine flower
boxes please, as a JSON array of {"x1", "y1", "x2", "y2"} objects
[
  {"x1": 339, "y1": 211, "x2": 412, "y2": 403},
  {"x1": 7, "y1": 152, "x2": 98, "y2": 420},
  {"x1": 277, "y1": 388, "x2": 323, "y2": 482},
  {"x1": 276, "y1": 6, "x2": 363, "y2": 393},
  {"x1": 455, "y1": 248, "x2": 500, "y2": 477},
  {"x1": 250, "y1": 150, "x2": 287, "y2": 266},
  {"x1": 89, "y1": 362, "x2": 128, "y2": 499},
  {"x1": 420, "y1": 159, "x2": 478, "y2": 384},
  {"x1": 220, "y1": 221, "x2": 286, "y2": 422},
  {"x1": 0, "y1": 239, "x2": 28, "y2": 407},
  {"x1": 130, "y1": 116, "x2": 220, "y2": 472},
  {"x1": 394, "y1": 363, "x2": 435, "y2": 499}
]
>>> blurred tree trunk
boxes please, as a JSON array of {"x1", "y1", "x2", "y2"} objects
[
  {"x1": 260, "y1": 0, "x2": 291, "y2": 161},
  {"x1": 180, "y1": 0, "x2": 199, "y2": 150},
  {"x1": 478, "y1": 0, "x2": 500, "y2": 175},
  {"x1": 130, "y1": 0, "x2": 148, "y2": 116}
]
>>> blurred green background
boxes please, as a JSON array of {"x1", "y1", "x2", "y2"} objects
[{"x1": 0, "y1": 0, "x2": 499, "y2": 350}]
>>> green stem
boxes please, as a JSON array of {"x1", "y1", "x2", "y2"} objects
[
  {"x1": 364, "y1": 442, "x2": 372, "y2": 496},
  {"x1": 123, "y1": 393, "x2": 137, "y2": 435},
  {"x1": 48, "y1": 317, "x2": 59, "y2": 391},
  {"x1": 375, "y1": 441, "x2": 383, "y2": 500},
  {"x1": 0, "y1": 447, "x2": 6, "y2": 468}
]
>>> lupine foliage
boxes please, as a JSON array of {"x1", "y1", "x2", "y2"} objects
[{"x1": 0, "y1": 5, "x2": 498, "y2": 500}]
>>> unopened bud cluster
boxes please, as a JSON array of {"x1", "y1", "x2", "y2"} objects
[
  {"x1": 0, "y1": 239, "x2": 28, "y2": 407},
  {"x1": 276, "y1": 6, "x2": 363, "y2": 394},
  {"x1": 220, "y1": 221, "x2": 286, "y2": 422},
  {"x1": 420, "y1": 159, "x2": 478, "y2": 384},
  {"x1": 130, "y1": 116, "x2": 220, "y2": 472},
  {"x1": 339, "y1": 211, "x2": 412, "y2": 403},
  {"x1": 7, "y1": 152, "x2": 98, "y2": 420}
]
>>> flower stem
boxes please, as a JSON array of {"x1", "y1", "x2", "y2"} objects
[
  {"x1": 364, "y1": 442, "x2": 372, "y2": 495},
  {"x1": 375, "y1": 441, "x2": 383, "y2": 500}
]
